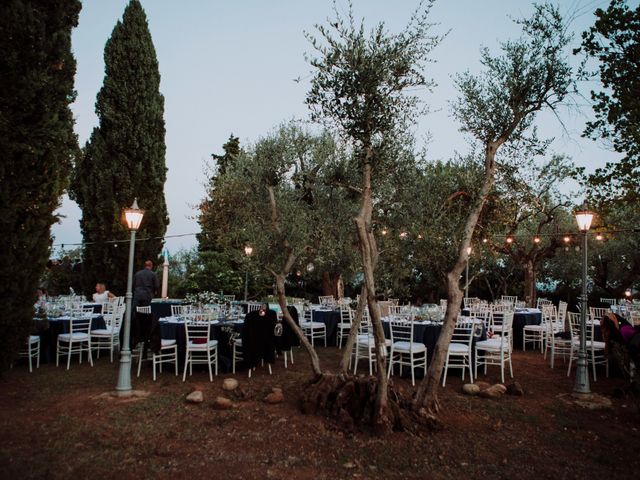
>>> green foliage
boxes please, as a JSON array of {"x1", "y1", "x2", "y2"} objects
[
  {"x1": 577, "y1": 0, "x2": 640, "y2": 204},
  {"x1": 452, "y1": 3, "x2": 573, "y2": 147},
  {"x1": 201, "y1": 122, "x2": 356, "y2": 299},
  {"x1": 43, "y1": 247, "x2": 84, "y2": 296},
  {"x1": 196, "y1": 135, "x2": 244, "y2": 295},
  {"x1": 70, "y1": 0, "x2": 168, "y2": 296},
  {"x1": 306, "y1": 0, "x2": 443, "y2": 149},
  {"x1": 0, "y1": 0, "x2": 81, "y2": 368}
]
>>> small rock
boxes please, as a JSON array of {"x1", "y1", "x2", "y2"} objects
[
  {"x1": 223, "y1": 378, "x2": 239, "y2": 391},
  {"x1": 506, "y1": 381, "x2": 524, "y2": 396},
  {"x1": 213, "y1": 396, "x2": 233, "y2": 410},
  {"x1": 185, "y1": 390, "x2": 204, "y2": 404},
  {"x1": 478, "y1": 383, "x2": 507, "y2": 399},
  {"x1": 265, "y1": 390, "x2": 284, "y2": 404},
  {"x1": 462, "y1": 383, "x2": 480, "y2": 396}
]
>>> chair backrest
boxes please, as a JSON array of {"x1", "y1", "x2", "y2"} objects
[
  {"x1": 247, "y1": 303, "x2": 262, "y2": 313},
  {"x1": 492, "y1": 302, "x2": 514, "y2": 313},
  {"x1": 223, "y1": 295, "x2": 235, "y2": 302},
  {"x1": 340, "y1": 306, "x2": 352, "y2": 324},
  {"x1": 600, "y1": 297, "x2": 616, "y2": 306},
  {"x1": 387, "y1": 298, "x2": 399, "y2": 306},
  {"x1": 303, "y1": 308, "x2": 313, "y2": 323},
  {"x1": 171, "y1": 304, "x2": 193, "y2": 316},
  {"x1": 536, "y1": 298, "x2": 552, "y2": 309},
  {"x1": 490, "y1": 311, "x2": 514, "y2": 336},
  {"x1": 318, "y1": 295, "x2": 335, "y2": 307},
  {"x1": 439, "y1": 299, "x2": 447, "y2": 313},
  {"x1": 69, "y1": 314, "x2": 92, "y2": 334},
  {"x1": 388, "y1": 305, "x2": 403, "y2": 318},
  {"x1": 557, "y1": 301, "x2": 568, "y2": 321},
  {"x1": 184, "y1": 314, "x2": 211, "y2": 343},
  {"x1": 102, "y1": 302, "x2": 115, "y2": 315},
  {"x1": 452, "y1": 316, "x2": 475, "y2": 348},
  {"x1": 136, "y1": 305, "x2": 151, "y2": 314},
  {"x1": 589, "y1": 307, "x2": 609, "y2": 323},
  {"x1": 501, "y1": 295, "x2": 518, "y2": 305},
  {"x1": 568, "y1": 311, "x2": 596, "y2": 342},
  {"x1": 630, "y1": 310, "x2": 640, "y2": 326},
  {"x1": 389, "y1": 318, "x2": 414, "y2": 345}
]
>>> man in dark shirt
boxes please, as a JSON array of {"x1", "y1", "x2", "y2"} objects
[
  {"x1": 133, "y1": 260, "x2": 159, "y2": 307},
  {"x1": 132, "y1": 260, "x2": 159, "y2": 357}
]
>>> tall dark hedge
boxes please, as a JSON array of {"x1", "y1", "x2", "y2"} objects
[
  {"x1": 71, "y1": 0, "x2": 168, "y2": 295},
  {"x1": 0, "y1": 0, "x2": 81, "y2": 369}
]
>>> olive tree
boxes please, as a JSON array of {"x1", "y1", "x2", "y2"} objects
[
  {"x1": 413, "y1": 3, "x2": 574, "y2": 414},
  {"x1": 306, "y1": 0, "x2": 443, "y2": 433}
]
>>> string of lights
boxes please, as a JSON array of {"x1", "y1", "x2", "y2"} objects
[
  {"x1": 52, "y1": 227, "x2": 639, "y2": 251},
  {"x1": 52, "y1": 232, "x2": 199, "y2": 249}
]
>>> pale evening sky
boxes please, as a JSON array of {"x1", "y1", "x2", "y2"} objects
[{"x1": 51, "y1": 0, "x2": 622, "y2": 255}]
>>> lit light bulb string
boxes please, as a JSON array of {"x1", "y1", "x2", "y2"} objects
[
  {"x1": 378, "y1": 227, "x2": 640, "y2": 244},
  {"x1": 51, "y1": 226, "x2": 639, "y2": 251},
  {"x1": 52, "y1": 232, "x2": 199, "y2": 250}
]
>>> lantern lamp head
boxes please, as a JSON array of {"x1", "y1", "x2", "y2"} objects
[
  {"x1": 124, "y1": 199, "x2": 144, "y2": 231},
  {"x1": 244, "y1": 245, "x2": 253, "y2": 256},
  {"x1": 575, "y1": 210, "x2": 594, "y2": 233}
]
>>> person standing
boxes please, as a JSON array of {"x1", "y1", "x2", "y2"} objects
[
  {"x1": 133, "y1": 260, "x2": 159, "y2": 307},
  {"x1": 132, "y1": 260, "x2": 159, "y2": 358}
]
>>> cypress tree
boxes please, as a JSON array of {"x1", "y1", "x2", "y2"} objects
[
  {"x1": 71, "y1": 0, "x2": 168, "y2": 295},
  {"x1": 0, "y1": 0, "x2": 81, "y2": 368}
]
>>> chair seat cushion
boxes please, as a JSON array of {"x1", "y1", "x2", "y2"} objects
[
  {"x1": 523, "y1": 325, "x2": 546, "y2": 332},
  {"x1": 161, "y1": 339, "x2": 177, "y2": 347},
  {"x1": 234, "y1": 338, "x2": 243, "y2": 346},
  {"x1": 58, "y1": 332, "x2": 89, "y2": 341},
  {"x1": 475, "y1": 338, "x2": 507, "y2": 351},
  {"x1": 448, "y1": 342, "x2": 470, "y2": 353},
  {"x1": 301, "y1": 321, "x2": 325, "y2": 329},
  {"x1": 91, "y1": 329, "x2": 117, "y2": 336},
  {"x1": 338, "y1": 322, "x2": 351, "y2": 328},
  {"x1": 28, "y1": 335, "x2": 40, "y2": 344},
  {"x1": 392, "y1": 341, "x2": 427, "y2": 353},
  {"x1": 187, "y1": 339, "x2": 218, "y2": 349}
]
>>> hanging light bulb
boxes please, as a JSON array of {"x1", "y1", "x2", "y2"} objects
[
  {"x1": 533, "y1": 236, "x2": 541, "y2": 244},
  {"x1": 563, "y1": 236, "x2": 571, "y2": 243},
  {"x1": 381, "y1": 229, "x2": 388, "y2": 236},
  {"x1": 595, "y1": 233, "x2": 603, "y2": 241},
  {"x1": 506, "y1": 236, "x2": 514, "y2": 244},
  {"x1": 482, "y1": 238, "x2": 488, "y2": 244}
]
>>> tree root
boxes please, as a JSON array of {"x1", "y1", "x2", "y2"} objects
[{"x1": 299, "y1": 373, "x2": 440, "y2": 435}]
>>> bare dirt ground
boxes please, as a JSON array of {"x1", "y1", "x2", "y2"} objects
[{"x1": 1, "y1": 347, "x2": 638, "y2": 479}]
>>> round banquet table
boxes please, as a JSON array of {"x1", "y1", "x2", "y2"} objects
[
  {"x1": 310, "y1": 309, "x2": 340, "y2": 345},
  {"x1": 35, "y1": 314, "x2": 106, "y2": 363}
]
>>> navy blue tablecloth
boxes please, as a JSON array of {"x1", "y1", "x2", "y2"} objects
[
  {"x1": 311, "y1": 310, "x2": 340, "y2": 345},
  {"x1": 36, "y1": 315, "x2": 106, "y2": 363}
]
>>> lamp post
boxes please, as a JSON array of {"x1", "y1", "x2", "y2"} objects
[
  {"x1": 115, "y1": 199, "x2": 144, "y2": 396},
  {"x1": 243, "y1": 245, "x2": 253, "y2": 301},
  {"x1": 574, "y1": 209, "x2": 594, "y2": 396},
  {"x1": 465, "y1": 246, "x2": 472, "y2": 300}
]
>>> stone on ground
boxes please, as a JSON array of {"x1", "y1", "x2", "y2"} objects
[
  {"x1": 223, "y1": 378, "x2": 239, "y2": 391},
  {"x1": 265, "y1": 387, "x2": 284, "y2": 404},
  {"x1": 186, "y1": 390, "x2": 204, "y2": 404},
  {"x1": 506, "y1": 382, "x2": 524, "y2": 396},
  {"x1": 213, "y1": 396, "x2": 233, "y2": 410},
  {"x1": 462, "y1": 383, "x2": 480, "y2": 396},
  {"x1": 478, "y1": 383, "x2": 507, "y2": 399}
]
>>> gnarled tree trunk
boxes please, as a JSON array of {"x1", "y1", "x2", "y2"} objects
[
  {"x1": 353, "y1": 157, "x2": 391, "y2": 434},
  {"x1": 523, "y1": 260, "x2": 537, "y2": 307},
  {"x1": 413, "y1": 140, "x2": 500, "y2": 414}
]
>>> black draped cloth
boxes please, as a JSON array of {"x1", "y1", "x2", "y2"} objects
[
  {"x1": 276, "y1": 305, "x2": 301, "y2": 353},
  {"x1": 241, "y1": 309, "x2": 277, "y2": 368}
]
